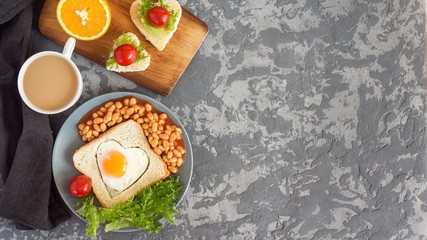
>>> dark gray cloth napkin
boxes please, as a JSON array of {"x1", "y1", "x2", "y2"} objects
[{"x1": 0, "y1": 0, "x2": 70, "y2": 230}]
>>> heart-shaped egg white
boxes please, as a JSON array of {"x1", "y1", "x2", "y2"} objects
[{"x1": 96, "y1": 140, "x2": 149, "y2": 192}]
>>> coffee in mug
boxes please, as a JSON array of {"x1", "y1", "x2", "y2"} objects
[{"x1": 18, "y1": 38, "x2": 82, "y2": 114}]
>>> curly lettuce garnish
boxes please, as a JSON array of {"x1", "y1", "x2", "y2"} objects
[
  {"x1": 106, "y1": 33, "x2": 148, "y2": 70},
  {"x1": 76, "y1": 177, "x2": 182, "y2": 239},
  {"x1": 138, "y1": 0, "x2": 178, "y2": 32}
]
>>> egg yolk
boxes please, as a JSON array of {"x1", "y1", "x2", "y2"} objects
[{"x1": 102, "y1": 151, "x2": 127, "y2": 178}]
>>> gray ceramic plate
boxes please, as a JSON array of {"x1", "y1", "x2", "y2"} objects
[{"x1": 52, "y1": 92, "x2": 193, "y2": 232}]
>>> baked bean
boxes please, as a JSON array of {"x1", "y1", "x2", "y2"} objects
[
  {"x1": 115, "y1": 101, "x2": 123, "y2": 109},
  {"x1": 142, "y1": 123, "x2": 149, "y2": 129},
  {"x1": 104, "y1": 111, "x2": 112, "y2": 122},
  {"x1": 107, "y1": 121, "x2": 115, "y2": 127},
  {"x1": 86, "y1": 120, "x2": 93, "y2": 126},
  {"x1": 132, "y1": 114, "x2": 140, "y2": 120},
  {"x1": 93, "y1": 130, "x2": 99, "y2": 137},
  {"x1": 166, "y1": 125, "x2": 172, "y2": 131},
  {"x1": 107, "y1": 105, "x2": 115, "y2": 112},
  {"x1": 173, "y1": 149, "x2": 182, "y2": 157},
  {"x1": 159, "y1": 119, "x2": 165, "y2": 125},
  {"x1": 137, "y1": 118, "x2": 144, "y2": 124},
  {"x1": 120, "y1": 106, "x2": 128, "y2": 115},
  {"x1": 151, "y1": 138, "x2": 158, "y2": 147},
  {"x1": 158, "y1": 146, "x2": 165, "y2": 151},
  {"x1": 112, "y1": 113, "x2": 120, "y2": 121},
  {"x1": 82, "y1": 135, "x2": 87, "y2": 142},
  {"x1": 130, "y1": 97, "x2": 137, "y2": 106},
  {"x1": 144, "y1": 129, "x2": 149, "y2": 136},
  {"x1": 145, "y1": 103, "x2": 152, "y2": 112},
  {"x1": 158, "y1": 126, "x2": 164, "y2": 131},
  {"x1": 177, "y1": 157, "x2": 183, "y2": 167},
  {"x1": 171, "y1": 162, "x2": 177, "y2": 167},
  {"x1": 153, "y1": 113, "x2": 159, "y2": 121},
  {"x1": 100, "y1": 107, "x2": 107, "y2": 113},
  {"x1": 152, "y1": 122, "x2": 158, "y2": 132},
  {"x1": 82, "y1": 126, "x2": 90, "y2": 134},
  {"x1": 167, "y1": 151, "x2": 173, "y2": 159},
  {"x1": 152, "y1": 132, "x2": 159, "y2": 139},
  {"x1": 132, "y1": 105, "x2": 141, "y2": 112},
  {"x1": 153, "y1": 147, "x2": 162, "y2": 155},
  {"x1": 78, "y1": 123, "x2": 85, "y2": 130},
  {"x1": 123, "y1": 114, "x2": 130, "y2": 119},
  {"x1": 177, "y1": 146, "x2": 186, "y2": 154},
  {"x1": 125, "y1": 108, "x2": 134, "y2": 116},
  {"x1": 85, "y1": 130, "x2": 93, "y2": 138},
  {"x1": 105, "y1": 101, "x2": 113, "y2": 108},
  {"x1": 168, "y1": 166, "x2": 178, "y2": 173},
  {"x1": 94, "y1": 118, "x2": 103, "y2": 124},
  {"x1": 147, "y1": 113, "x2": 154, "y2": 120},
  {"x1": 170, "y1": 157, "x2": 177, "y2": 163},
  {"x1": 100, "y1": 123, "x2": 107, "y2": 132},
  {"x1": 159, "y1": 134, "x2": 168, "y2": 140},
  {"x1": 169, "y1": 133, "x2": 177, "y2": 141},
  {"x1": 116, "y1": 117, "x2": 123, "y2": 124},
  {"x1": 163, "y1": 155, "x2": 169, "y2": 162},
  {"x1": 92, "y1": 113, "x2": 98, "y2": 118},
  {"x1": 159, "y1": 113, "x2": 167, "y2": 120},
  {"x1": 97, "y1": 111, "x2": 104, "y2": 117},
  {"x1": 93, "y1": 124, "x2": 101, "y2": 132}
]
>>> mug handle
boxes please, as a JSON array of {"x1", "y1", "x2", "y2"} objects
[{"x1": 62, "y1": 37, "x2": 76, "y2": 59}]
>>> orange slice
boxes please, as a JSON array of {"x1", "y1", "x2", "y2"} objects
[{"x1": 56, "y1": 0, "x2": 112, "y2": 41}]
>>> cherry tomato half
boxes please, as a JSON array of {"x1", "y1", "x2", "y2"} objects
[
  {"x1": 69, "y1": 175, "x2": 92, "y2": 197},
  {"x1": 114, "y1": 44, "x2": 138, "y2": 66},
  {"x1": 147, "y1": 6, "x2": 170, "y2": 28}
]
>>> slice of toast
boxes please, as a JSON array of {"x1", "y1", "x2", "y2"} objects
[
  {"x1": 73, "y1": 120, "x2": 170, "y2": 208},
  {"x1": 130, "y1": 0, "x2": 182, "y2": 51},
  {"x1": 106, "y1": 32, "x2": 151, "y2": 73}
]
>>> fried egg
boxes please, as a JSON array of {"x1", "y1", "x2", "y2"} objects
[{"x1": 96, "y1": 140, "x2": 149, "y2": 192}]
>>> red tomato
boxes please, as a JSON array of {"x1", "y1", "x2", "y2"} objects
[
  {"x1": 114, "y1": 44, "x2": 138, "y2": 66},
  {"x1": 69, "y1": 175, "x2": 92, "y2": 197},
  {"x1": 147, "y1": 6, "x2": 170, "y2": 27}
]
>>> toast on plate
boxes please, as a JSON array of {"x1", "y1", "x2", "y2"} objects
[{"x1": 73, "y1": 120, "x2": 170, "y2": 208}]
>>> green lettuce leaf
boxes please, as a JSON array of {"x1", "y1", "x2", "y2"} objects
[{"x1": 76, "y1": 177, "x2": 182, "y2": 239}]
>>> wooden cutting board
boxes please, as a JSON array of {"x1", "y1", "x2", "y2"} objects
[{"x1": 39, "y1": 0, "x2": 208, "y2": 96}]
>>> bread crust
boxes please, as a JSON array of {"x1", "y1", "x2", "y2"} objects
[
  {"x1": 130, "y1": 0, "x2": 182, "y2": 51},
  {"x1": 73, "y1": 120, "x2": 170, "y2": 208}
]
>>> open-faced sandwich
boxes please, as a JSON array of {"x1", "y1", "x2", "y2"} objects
[
  {"x1": 130, "y1": 0, "x2": 182, "y2": 51},
  {"x1": 106, "y1": 32, "x2": 150, "y2": 72}
]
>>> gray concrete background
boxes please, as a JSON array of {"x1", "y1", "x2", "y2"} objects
[{"x1": 1, "y1": 0, "x2": 427, "y2": 239}]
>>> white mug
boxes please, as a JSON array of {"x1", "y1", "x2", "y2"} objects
[{"x1": 17, "y1": 37, "x2": 83, "y2": 114}]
